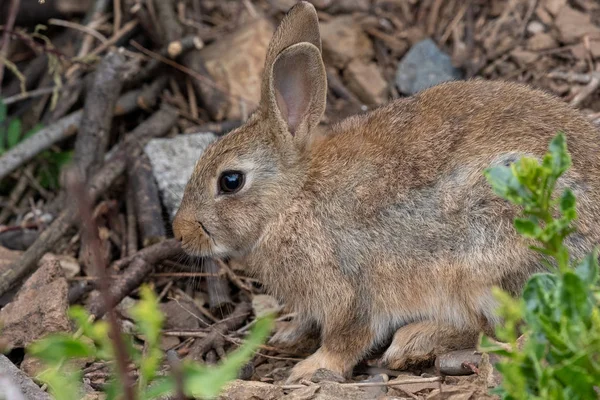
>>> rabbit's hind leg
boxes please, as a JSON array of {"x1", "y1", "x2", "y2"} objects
[{"x1": 378, "y1": 321, "x2": 479, "y2": 370}]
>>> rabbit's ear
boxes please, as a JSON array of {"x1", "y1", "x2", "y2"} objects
[{"x1": 261, "y1": 1, "x2": 326, "y2": 143}]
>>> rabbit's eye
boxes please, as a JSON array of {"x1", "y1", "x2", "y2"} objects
[{"x1": 219, "y1": 171, "x2": 245, "y2": 194}]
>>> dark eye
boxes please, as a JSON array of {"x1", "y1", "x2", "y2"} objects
[{"x1": 219, "y1": 171, "x2": 245, "y2": 194}]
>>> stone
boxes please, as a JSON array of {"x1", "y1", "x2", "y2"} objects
[
  {"x1": 217, "y1": 379, "x2": 284, "y2": 400},
  {"x1": 320, "y1": 16, "x2": 374, "y2": 68},
  {"x1": 0, "y1": 246, "x2": 22, "y2": 279},
  {"x1": 311, "y1": 368, "x2": 346, "y2": 383},
  {"x1": 395, "y1": 39, "x2": 463, "y2": 95},
  {"x1": 526, "y1": 32, "x2": 557, "y2": 51},
  {"x1": 510, "y1": 48, "x2": 539, "y2": 66},
  {"x1": 200, "y1": 17, "x2": 274, "y2": 120},
  {"x1": 144, "y1": 132, "x2": 218, "y2": 220},
  {"x1": 160, "y1": 299, "x2": 201, "y2": 330},
  {"x1": 40, "y1": 253, "x2": 80, "y2": 279},
  {"x1": 526, "y1": 20, "x2": 546, "y2": 35},
  {"x1": 311, "y1": 381, "x2": 366, "y2": 399},
  {"x1": 554, "y1": 6, "x2": 600, "y2": 44},
  {"x1": 343, "y1": 59, "x2": 388, "y2": 105},
  {"x1": 543, "y1": 0, "x2": 567, "y2": 16},
  {"x1": 159, "y1": 335, "x2": 181, "y2": 351},
  {"x1": 0, "y1": 354, "x2": 52, "y2": 400},
  {"x1": 325, "y1": 0, "x2": 370, "y2": 13},
  {"x1": 0, "y1": 258, "x2": 69, "y2": 349}
]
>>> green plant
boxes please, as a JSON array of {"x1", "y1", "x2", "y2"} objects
[
  {"x1": 0, "y1": 98, "x2": 72, "y2": 190},
  {"x1": 28, "y1": 285, "x2": 274, "y2": 400},
  {"x1": 481, "y1": 132, "x2": 600, "y2": 399}
]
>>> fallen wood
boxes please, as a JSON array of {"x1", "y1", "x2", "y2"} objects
[
  {"x1": 0, "y1": 80, "x2": 163, "y2": 182},
  {"x1": 73, "y1": 50, "x2": 129, "y2": 178},
  {"x1": 128, "y1": 151, "x2": 166, "y2": 247},
  {"x1": 87, "y1": 238, "x2": 183, "y2": 318},
  {"x1": 0, "y1": 105, "x2": 179, "y2": 297}
]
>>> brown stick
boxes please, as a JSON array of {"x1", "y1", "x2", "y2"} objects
[
  {"x1": 153, "y1": 0, "x2": 184, "y2": 44},
  {"x1": 125, "y1": 184, "x2": 138, "y2": 257},
  {"x1": 128, "y1": 152, "x2": 166, "y2": 247},
  {"x1": 87, "y1": 239, "x2": 183, "y2": 318},
  {"x1": 0, "y1": 106, "x2": 179, "y2": 297},
  {"x1": 189, "y1": 302, "x2": 251, "y2": 361},
  {"x1": 0, "y1": 0, "x2": 21, "y2": 96},
  {"x1": 66, "y1": 170, "x2": 136, "y2": 400},
  {"x1": 73, "y1": 50, "x2": 129, "y2": 178}
]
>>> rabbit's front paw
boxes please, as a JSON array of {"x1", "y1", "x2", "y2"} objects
[{"x1": 285, "y1": 349, "x2": 348, "y2": 384}]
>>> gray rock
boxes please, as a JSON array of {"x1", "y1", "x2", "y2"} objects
[
  {"x1": 395, "y1": 38, "x2": 463, "y2": 95},
  {"x1": 144, "y1": 132, "x2": 218, "y2": 220},
  {"x1": 0, "y1": 354, "x2": 52, "y2": 400}
]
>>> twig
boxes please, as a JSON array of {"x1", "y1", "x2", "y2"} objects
[
  {"x1": 0, "y1": 81, "x2": 162, "y2": 182},
  {"x1": 570, "y1": 65, "x2": 600, "y2": 108},
  {"x1": 127, "y1": 152, "x2": 166, "y2": 247},
  {"x1": 0, "y1": 106, "x2": 179, "y2": 297},
  {"x1": 216, "y1": 259, "x2": 252, "y2": 293},
  {"x1": 113, "y1": 0, "x2": 122, "y2": 33},
  {"x1": 281, "y1": 376, "x2": 442, "y2": 391},
  {"x1": 188, "y1": 302, "x2": 251, "y2": 361},
  {"x1": 0, "y1": 165, "x2": 31, "y2": 224},
  {"x1": 547, "y1": 70, "x2": 596, "y2": 84},
  {"x1": 0, "y1": 0, "x2": 21, "y2": 96},
  {"x1": 73, "y1": 50, "x2": 129, "y2": 178},
  {"x1": 3, "y1": 82, "x2": 82, "y2": 105},
  {"x1": 88, "y1": 239, "x2": 183, "y2": 318},
  {"x1": 125, "y1": 184, "x2": 138, "y2": 257},
  {"x1": 66, "y1": 170, "x2": 136, "y2": 400},
  {"x1": 48, "y1": 18, "x2": 109, "y2": 44}
]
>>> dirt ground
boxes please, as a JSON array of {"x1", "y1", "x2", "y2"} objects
[{"x1": 1, "y1": 0, "x2": 599, "y2": 399}]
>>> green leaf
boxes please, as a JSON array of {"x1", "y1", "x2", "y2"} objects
[
  {"x1": 514, "y1": 218, "x2": 541, "y2": 238},
  {"x1": 27, "y1": 335, "x2": 95, "y2": 363},
  {"x1": 0, "y1": 98, "x2": 6, "y2": 122},
  {"x1": 560, "y1": 272, "x2": 592, "y2": 319},
  {"x1": 183, "y1": 315, "x2": 274, "y2": 398},
  {"x1": 559, "y1": 188, "x2": 576, "y2": 218},
  {"x1": 574, "y1": 248, "x2": 599, "y2": 285},
  {"x1": 37, "y1": 365, "x2": 82, "y2": 400},
  {"x1": 548, "y1": 132, "x2": 571, "y2": 177},
  {"x1": 7, "y1": 119, "x2": 22, "y2": 148}
]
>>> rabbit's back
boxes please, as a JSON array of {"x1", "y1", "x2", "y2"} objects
[{"x1": 295, "y1": 79, "x2": 600, "y2": 330}]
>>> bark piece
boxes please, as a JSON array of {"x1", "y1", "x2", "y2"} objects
[
  {"x1": 0, "y1": 106, "x2": 179, "y2": 298},
  {"x1": 217, "y1": 380, "x2": 284, "y2": 400},
  {"x1": 197, "y1": 17, "x2": 274, "y2": 120},
  {"x1": 554, "y1": 5, "x2": 600, "y2": 44},
  {"x1": 343, "y1": 59, "x2": 388, "y2": 106},
  {"x1": 160, "y1": 299, "x2": 202, "y2": 330},
  {"x1": 128, "y1": 152, "x2": 166, "y2": 247},
  {"x1": 73, "y1": 50, "x2": 128, "y2": 178},
  {"x1": 0, "y1": 258, "x2": 69, "y2": 349},
  {"x1": 320, "y1": 16, "x2": 374, "y2": 68}
]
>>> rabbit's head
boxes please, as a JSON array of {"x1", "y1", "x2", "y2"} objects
[{"x1": 172, "y1": 1, "x2": 326, "y2": 258}]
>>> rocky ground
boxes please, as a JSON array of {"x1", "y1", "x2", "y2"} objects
[{"x1": 1, "y1": 0, "x2": 599, "y2": 399}]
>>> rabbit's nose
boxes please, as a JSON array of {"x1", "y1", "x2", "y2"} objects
[{"x1": 172, "y1": 217, "x2": 184, "y2": 242}]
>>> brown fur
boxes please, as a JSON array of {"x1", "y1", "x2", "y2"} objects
[{"x1": 172, "y1": 1, "x2": 600, "y2": 383}]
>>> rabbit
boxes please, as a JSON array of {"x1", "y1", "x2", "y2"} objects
[{"x1": 172, "y1": 1, "x2": 600, "y2": 384}]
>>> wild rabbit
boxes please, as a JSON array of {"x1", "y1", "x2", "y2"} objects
[{"x1": 172, "y1": 1, "x2": 600, "y2": 383}]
